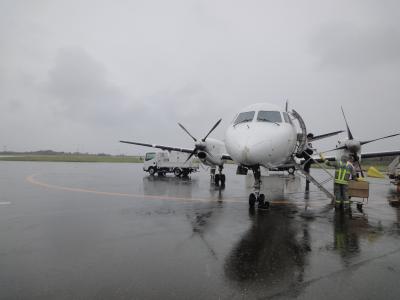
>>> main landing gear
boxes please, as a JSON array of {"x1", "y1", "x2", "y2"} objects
[
  {"x1": 210, "y1": 166, "x2": 226, "y2": 187},
  {"x1": 248, "y1": 166, "x2": 269, "y2": 209}
]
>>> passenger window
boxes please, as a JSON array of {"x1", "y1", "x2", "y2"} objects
[
  {"x1": 145, "y1": 152, "x2": 156, "y2": 161},
  {"x1": 257, "y1": 111, "x2": 282, "y2": 123},
  {"x1": 234, "y1": 111, "x2": 255, "y2": 125}
]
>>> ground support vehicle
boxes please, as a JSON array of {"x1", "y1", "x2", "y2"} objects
[{"x1": 143, "y1": 151, "x2": 199, "y2": 177}]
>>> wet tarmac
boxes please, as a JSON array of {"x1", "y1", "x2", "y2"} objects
[{"x1": 1, "y1": 161, "x2": 400, "y2": 299}]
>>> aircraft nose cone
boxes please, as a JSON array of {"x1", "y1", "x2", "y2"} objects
[{"x1": 239, "y1": 139, "x2": 270, "y2": 165}]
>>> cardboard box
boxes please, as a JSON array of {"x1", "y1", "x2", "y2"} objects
[{"x1": 348, "y1": 180, "x2": 369, "y2": 198}]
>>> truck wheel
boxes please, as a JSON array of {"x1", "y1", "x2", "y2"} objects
[
  {"x1": 288, "y1": 167, "x2": 295, "y2": 175},
  {"x1": 182, "y1": 169, "x2": 189, "y2": 177},
  {"x1": 148, "y1": 167, "x2": 156, "y2": 176},
  {"x1": 174, "y1": 168, "x2": 182, "y2": 177}
]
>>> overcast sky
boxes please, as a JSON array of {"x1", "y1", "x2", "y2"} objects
[{"x1": 1, "y1": 0, "x2": 399, "y2": 155}]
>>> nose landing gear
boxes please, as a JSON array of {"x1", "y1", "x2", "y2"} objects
[
  {"x1": 249, "y1": 166, "x2": 270, "y2": 209},
  {"x1": 249, "y1": 192, "x2": 269, "y2": 209}
]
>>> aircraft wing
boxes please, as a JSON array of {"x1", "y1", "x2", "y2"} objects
[
  {"x1": 120, "y1": 140, "x2": 194, "y2": 154},
  {"x1": 359, "y1": 150, "x2": 400, "y2": 159},
  {"x1": 309, "y1": 130, "x2": 344, "y2": 142},
  {"x1": 121, "y1": 140, "x2": 234, "y2": 162},
  {"x1": 309, "y1": 150, "x2": 400, "y2": 163}
]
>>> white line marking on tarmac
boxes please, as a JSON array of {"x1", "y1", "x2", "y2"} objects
[{"x1": 0, "y1": 202, "x2": 11, "y2": 205}]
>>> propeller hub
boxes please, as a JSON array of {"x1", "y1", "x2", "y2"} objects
[
  {"x1": 345, "y1": 140, "x2": 361, "y2": 153},
  {"x1": 195, "y1": 141, "x2": 207, "y2": 150}
]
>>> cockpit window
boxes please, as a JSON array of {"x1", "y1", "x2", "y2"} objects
[
  {"x1": 257, "y1": 111, "x2": 282, "y2": 123},
  {"x1": 234, "y1": 111, "x2": 255, "y2": 125}
]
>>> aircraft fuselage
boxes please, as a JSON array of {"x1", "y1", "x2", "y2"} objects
[{"x1": 225, "y1": 103, "x2": 298, "y2": 168}]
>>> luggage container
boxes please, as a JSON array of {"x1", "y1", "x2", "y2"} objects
[{"x1": 348, "y1": 179, "x2": 369, "y2": 210}]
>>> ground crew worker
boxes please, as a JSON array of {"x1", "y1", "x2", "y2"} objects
[{"x1": 320, "y1": 153, "x2": 357, "y2": 210}]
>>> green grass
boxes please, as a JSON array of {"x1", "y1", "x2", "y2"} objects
[{"x1": 0, "y1": 155, "x2": 143, "y2": 163}]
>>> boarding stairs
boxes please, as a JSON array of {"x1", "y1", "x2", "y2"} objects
[
  {"x1": 291, "y1": 109, "x2": 308, "y2": 155},
  {"x1": 289, "y1": 109, "x2": 335, "y2": 202},
  {"x1": 290, "y1": 156, "x2": 335, "y2": 202}
]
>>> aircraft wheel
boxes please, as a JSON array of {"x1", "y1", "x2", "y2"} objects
[
  {"x1": 148, "y1": 167, "x2": 156, "y2": 176},
  {"x1": 249, "y1": 193, "x2": 256, "y2": 207},
  {"x1": 220, "y1": 174, "x2": 226, "y2": 186},
  {"x1": 288, "y1": 167, "x2": 295, "y2": 175},
  {"x1": 174, "y1": 168, "x2": 182, "y2": 177},
  {"x1": 258, "y1": 194, "x2": 269, "y2": 209},
  {"x1": 214, "y1": 174, "x2": 220, "y2": 186}
]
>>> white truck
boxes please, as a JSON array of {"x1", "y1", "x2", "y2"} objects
[{"x1": 143, "y1": 151, "x2": 199, "y2": 177}]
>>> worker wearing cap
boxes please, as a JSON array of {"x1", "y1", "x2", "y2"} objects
[{"x1": 320, "y1": 153, "x2": 357, "y2": 210}]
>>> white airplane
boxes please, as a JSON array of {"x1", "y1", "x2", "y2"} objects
[{"x1": 121, "y1": 102, "x2": 400, "y2": 209}]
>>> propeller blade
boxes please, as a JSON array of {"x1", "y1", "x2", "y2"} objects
[
  {"x1": 285, "y1": 100, "x2": 289, "y2": 112},
  {"x1": 202, "y1": 118, "x2": 222, "y2": 142},
  {"x1": 178, "y1": 123, "x2": 197, "y2": 142},
  {"x1": 185, "y1": 148, "x2": 197, "y2": 163},
  {"x1": 341, "y1": 106, "x2": 354, "y2": 140},
  {"x1": 360, "y1": 133, "x2": 400, "y2": 146}
]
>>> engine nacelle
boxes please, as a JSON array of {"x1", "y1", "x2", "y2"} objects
[{"x1": 197, "y1": 151, "x2": 223, "y2": 166}]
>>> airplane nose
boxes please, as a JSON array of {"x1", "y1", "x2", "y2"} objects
[{"x1": 239, "y1": 137, "x2": 270, "y2": 165}]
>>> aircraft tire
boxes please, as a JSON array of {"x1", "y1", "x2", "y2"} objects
[
  {"x1": 220, "y1": 174, "x2": 226, "y2": 186},
  {"x1": 258, "y1": 194, "x2": 269, "y2": 209},
  {"x1": 288, "y1": 167, "x2": 295, "y2": 175},
  {"x1": 214, "y1": 174, "x2": 220, "y2": 186},
  {"x1": 249, "y1": 193, "x2": 256, "y2": 207}
]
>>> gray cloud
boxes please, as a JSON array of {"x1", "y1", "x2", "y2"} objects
[
  {"x1": 45, "y1": 47, "x2": 136, "y2": 127},
  {"x1": 0, "y1": 0, "x2": 399, "y2": 154},
  {"x1": 311, "y1": 23, "x2": 400, "y2": 70}
]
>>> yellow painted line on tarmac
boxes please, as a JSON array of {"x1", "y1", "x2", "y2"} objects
[
  {"x1": 25, "y1": 173, "x2": 325, "y2": 207},
  {"x1": 26, "y1": 173, "x2": 245, "y2": 203}
]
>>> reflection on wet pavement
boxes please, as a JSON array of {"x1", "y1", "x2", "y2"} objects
[{"x1": 1, "y1": 162, "x2": 400, "y2": 299}]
